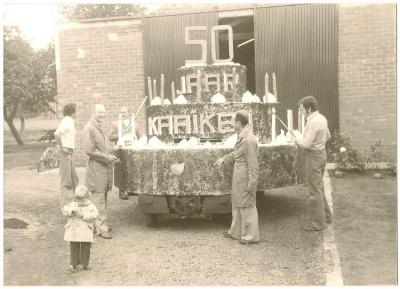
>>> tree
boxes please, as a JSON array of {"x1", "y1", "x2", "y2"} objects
[
  {"x1": 4, "y1": 26, "x2": 57, "y2": 145},
  {"x1": 59, "y1": 4, "x2": 145, "y2": 20}
]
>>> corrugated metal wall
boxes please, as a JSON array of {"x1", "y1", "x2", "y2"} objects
[
  {"x1": 254, "y1": 4, "x2": 338, "y2": 131},
  {"x1": 143, "y1": 12, "x2": 218, "y2": 98}
]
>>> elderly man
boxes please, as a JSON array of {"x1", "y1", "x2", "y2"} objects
[
  {"x1": 83, "y1": 104, "x2": 117, "y2": 239},
  {"x1": 110, "y1": 106, "x2": 142, "y2": 200},
  {"x1": 55, "y1": 103, "x2": 79, "y2": 208},
  {"x1": 215, "y1": 110, "x2": 260, "y2": 245},
  {"x1": 294, "y1": 96, "x2": 333, "y2": 231}
]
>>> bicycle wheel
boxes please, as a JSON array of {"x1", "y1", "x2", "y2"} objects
[
  {"x1": 37, "y1": 159, "x2": 47, "y2": 172},
  {"x1": 50, "y1": 155, "x2": 59, "y2": 169}
]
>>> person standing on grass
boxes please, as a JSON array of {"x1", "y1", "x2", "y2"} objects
[
  {"x1": 62, "y1": 185, "x2": 98, "y2": 273},
  {"x1": 55, "y1": 103, "x2": 79, "y2": 208},
  {"x1": 294, "y1": 95, "x2": 333, "y2": 231},
  {"x1": 83, "y1": 104, "x2": 117, "y2": 239},
  {"x1": 214, "y1": 110, "x2": 260, "y2": 245}
]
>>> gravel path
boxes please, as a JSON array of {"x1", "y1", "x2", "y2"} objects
[{"x1": 4, "y1": 168, "x2": 325, "y2": 285}]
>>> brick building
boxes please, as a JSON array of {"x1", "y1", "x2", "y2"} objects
[{"x1": 55, "y1": 3, "x2": 396, "y2": 165}]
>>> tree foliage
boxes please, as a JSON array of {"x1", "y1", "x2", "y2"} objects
[
  {"x1": 4, "y1": 25, "x2": 57, "y2": 144},
  {"x1": 59, "y1": 4, "x2": 145, "y2": 20}
]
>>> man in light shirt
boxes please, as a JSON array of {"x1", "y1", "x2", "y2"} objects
[
  {"x1": 55, "y1": 103, "x2": 79, "y2": 208},
  {"x1": 294, "y1": 96, "x2": 333, "y2": 231}
]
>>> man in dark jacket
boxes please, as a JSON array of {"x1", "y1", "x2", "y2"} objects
[{"x1": 83, "y1": 104, "x2": 117, "y2": 239}]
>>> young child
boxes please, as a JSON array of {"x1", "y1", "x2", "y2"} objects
[{"x1": 62, "y1": 185, "x2": 99, "y2": 273}]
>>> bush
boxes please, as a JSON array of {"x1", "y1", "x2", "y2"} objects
[{"x1": 326, "y1": 131, "x2": 365, "y2": 172}]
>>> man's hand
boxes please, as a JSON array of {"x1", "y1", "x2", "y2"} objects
[
  {"x1": 108, "y1": 154, "x2": 118, "y2": 163},
  {"x1": 214, "y1": 157, "x2": 224, "y2": 167}
]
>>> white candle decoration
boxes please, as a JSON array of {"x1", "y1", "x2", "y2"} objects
[
  {"x1": 160, "y1": 74, "x2": 165, "y2": 105},
  {"x1": 272, "y1": 107, "x2": 276, "y2": 143},
  {"x1": 272, "y1": 72, "x2": 277, "y2": 101},
  {"x1": 171, "y1": 81, "x2": 176, "y2": 104},
  {"x1": 287, "y1": 109, "x2": 293, "y2": 140}
]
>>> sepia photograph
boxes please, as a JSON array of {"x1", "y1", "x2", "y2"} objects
[{"x1": 3, "y1": 1, "x2": 397, "y2": 286}]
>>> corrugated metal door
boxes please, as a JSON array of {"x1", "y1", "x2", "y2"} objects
[
  {"x1": 254, "y1": 4, "x2": 338, "y2": 131},
  {"x1": 143, "y1": 12, "x2": 218, "y2": 98}
]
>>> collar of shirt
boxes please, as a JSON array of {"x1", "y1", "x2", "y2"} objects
[
  {"x1": 306, "y1": 111, "x2": 319, "y2": 122},
  {"x1": 90, "y1": 116, "x2": 104, "y2": 132}
]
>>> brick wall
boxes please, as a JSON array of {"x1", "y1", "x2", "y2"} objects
[
  {"x1": 338, "y1": 4, "x2": 396, "y2": 161},
  {"x1": 55, "y1": 18, "x2": 145, "y2": 166}
]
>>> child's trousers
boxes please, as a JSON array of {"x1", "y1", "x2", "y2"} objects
[{"x1": 70, "y1": 242, "x2": 91, "y2": 267}]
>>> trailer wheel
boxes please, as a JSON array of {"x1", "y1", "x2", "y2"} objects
[{"x1": 144, "y1": 213, "x2": 158, "y2": 227}]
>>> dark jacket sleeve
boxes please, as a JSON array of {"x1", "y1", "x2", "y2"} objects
[
  {"x1": 83, "y1": 125, "x2": 110, "y2": 164},
  {"x1": 244, "y1": 138, "x2": 259, "y2": 193}
]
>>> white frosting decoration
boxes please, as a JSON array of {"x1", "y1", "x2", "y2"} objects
[
  {"x1": 224, "y1": 133, "x2": 238, "y2": 147},
  {"x1": 164, "y1": 99, "x2": 171, "y2": 105},
  {"x1": 203, "y1": 141, "x2": 212, "y2": 147},
  {"x1": 241, "y1": 91, "x2": 254, "y2": 103},
  {"x1": 266, "y1": 92, "x2": 277, "y2": 103},
  {"x1": 150, "y1": 96, "x2": 162, "y2": 106},
  {"x1": 211, "y1": 92, "x2": 226, "y2": 103},
  {"x1": 252, "y1": 94, "x2": 261, "y2": 103},
  {"x1": 188, "y1": 137, "x2": 199, "y2": 146},
  {"x1": 174, "y1": 94, "x2": 188, "y2": 104},
  {"x1": 178, "y1": 139, "x2": 189, "y2": 147},
  {"x1": 148, "y1": 136, "x2": 166, "y2": 147},
  {"x1": 275, "y1": 129, "x2": 288, "y2": 144},
  {"x1": 135, "y1": 135, "x2": 148, "y2": 147}
]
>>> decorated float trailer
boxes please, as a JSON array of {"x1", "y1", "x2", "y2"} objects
[{"x1": 116, "y1": 25, "x2": 305, "y2": 227}]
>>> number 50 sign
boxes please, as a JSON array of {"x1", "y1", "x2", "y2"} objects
[{"x1": 185, "y1": 25, "x2": 234, "y2": 65}]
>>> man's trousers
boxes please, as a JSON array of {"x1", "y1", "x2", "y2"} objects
[
  {"x1": 228, "y1": 204, "x2": 260, "y2": 242},
  {"x1": 90, "y1": 191, "x2": 109, "y2": 234},
  {"x1": 304, "y1": 149, "x2": 333, "y2": 230}
]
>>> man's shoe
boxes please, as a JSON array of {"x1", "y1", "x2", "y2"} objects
[
  {"x1": 223, "y1": 231, "x2": 236, "y2": 239},
  {"x1": 98, "y1": 231, "x2": 112, "y2": 239},
  {"x1": 83, "y1": 266, "x2": 92, "y2": 270},
  {"x1": 239, "y1": 239, "x2": 259, "y2": 245},
  {"x1": 119, "y1": 191, "x2": 129, "y2": 200}
]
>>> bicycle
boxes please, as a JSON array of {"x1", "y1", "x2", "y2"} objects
[{"x1": 37, "y1": 130, "x2": 59, "y2": 172}]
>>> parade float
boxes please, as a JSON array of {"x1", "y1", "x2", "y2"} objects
[{"x1": 117, "y1": 25, "x2": 304, "y2": 226}]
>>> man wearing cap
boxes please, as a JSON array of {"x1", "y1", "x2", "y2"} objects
[
  {"x1": 83, "y1": 104, "x2": 117, "y2": 239},
  {"x1": 109, "y1": 106, "x2": 142, "y2": 200},
  {"x1": 215, "y1": 110, "x2": 260, "y2": 245},
  {"x1": 294, "y1": 95, "x2": 333, "y2": 231}
]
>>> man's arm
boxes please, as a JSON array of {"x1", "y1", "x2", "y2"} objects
[
  {"x1": 296, "y1": 121, "x2": 318, "y2": 149},
  {"x1": 244, "y1": 139, "x2": 259, "y2": 193},
  {"x1": 54, "y1": 119, "x2": 68, "y2": 152}
]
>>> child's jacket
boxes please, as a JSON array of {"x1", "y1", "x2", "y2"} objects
[{"x1": 62, "y1": 200, "x2": 99, "y2": 242}]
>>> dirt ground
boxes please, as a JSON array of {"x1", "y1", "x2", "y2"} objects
[
  {"x1": 4, "y1": 167, "x2": 325, "y2": 286},
  {"x1": 3, "y1": 141, "x2": 397, "y2": 285}
]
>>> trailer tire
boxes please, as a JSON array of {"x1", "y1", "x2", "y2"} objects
[{"x1": 144, "y1": 213, "x2": 158, "y2": 227}]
